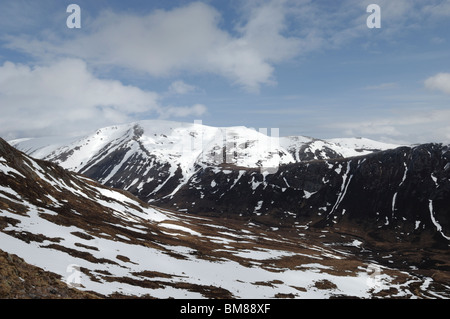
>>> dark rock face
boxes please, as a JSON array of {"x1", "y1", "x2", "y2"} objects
[
  {"x1": 78, "y1": 141, "x2": 184, "y2": 203},
  {"x1": 288, "y1": 142, "x2": 341, "y2": 161},
  {"x1": 157, "y1": 144, "x2": 450, "y2": 244}
]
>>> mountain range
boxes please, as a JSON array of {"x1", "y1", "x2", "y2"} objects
[
  {"x1": 10, "y1": 120, "x2": 399, "y2": 205},
  {"x1": 2, "y1": 120, "x2": 450, "y2": 299}
]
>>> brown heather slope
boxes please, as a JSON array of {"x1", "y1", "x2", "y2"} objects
[{"x1": 0, "y1": 249, "x2": 101, "y2": 299}]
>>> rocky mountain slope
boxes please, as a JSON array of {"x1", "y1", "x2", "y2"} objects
[
  {"x1": 169, "y1": 143, "x2": 450, "y2": 244},
  {"x1": 10, "y1": 120, "x2": 399, "y2": 204},
  {"x1": 1, "y1": 137, "x2": 449, "y2": 298}
]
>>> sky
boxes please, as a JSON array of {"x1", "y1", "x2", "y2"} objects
[{"x1": 0, "y1": 0, "x2": 450, "y2": 144}]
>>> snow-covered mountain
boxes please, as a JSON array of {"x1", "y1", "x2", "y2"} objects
[
  {"x1": 10, "y1": 121, "x2": 450, "y2": 248},
  {"x1": 4, "y1": 137, "x2": 445, "y2": 299},
  {"x1": 10, "y1": 120, "x2": 400, "y2": 204}
]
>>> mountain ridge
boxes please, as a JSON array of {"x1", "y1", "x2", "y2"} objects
[
  {"x1": 10, "y1": 120, "x2": 401, "y2": 205},
  {"x1": 166, "y1": 142, "x2": 450, "y2": 243}
]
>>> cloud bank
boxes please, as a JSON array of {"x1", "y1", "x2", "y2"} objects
[
  {"x1": 425, "y1": 73, "x2": 450, "y2": 95},
  {"x1": 0, "y1": 59, "x2": 205, "y2": 139},
  {"x1": 5, "y1": 1, "x2": 302, "y2": 93}
]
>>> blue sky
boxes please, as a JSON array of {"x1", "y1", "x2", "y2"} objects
[{"x1": 1, "y1": 0, "x2": 450, "y2": 144}]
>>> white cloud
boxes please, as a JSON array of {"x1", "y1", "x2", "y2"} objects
[
  {"x1": 168, "y1": 80, "x2": 198, "y2": 95},
  {"x1": 162, "y1": 104, "x2": 207, "y2": 119},
  {"x1": 423, "y1": 1, "x2": 450, "y2": 17},
  {"x1": 0, "y1": 59, "x2": 206, "y2": 138},
  {"x1": 237, "y1": 0, "x2": 302, "y2": 63},
  {"x1": 328, "y1": 109, "x2": 450, "y2": 144},
  {"x1": 364, "y1": 82, "x2": 398, "y2": 90},
  {"x1": 425, "y1": 73, "x2": 450, "y2": 95},
  {"x1": 5, "y1": 1, "x2": 302, "y2": 92}
]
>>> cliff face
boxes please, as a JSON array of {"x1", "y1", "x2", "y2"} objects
[{"x1": 162, "y1": 143, "x2": 450, "y2": 245}]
